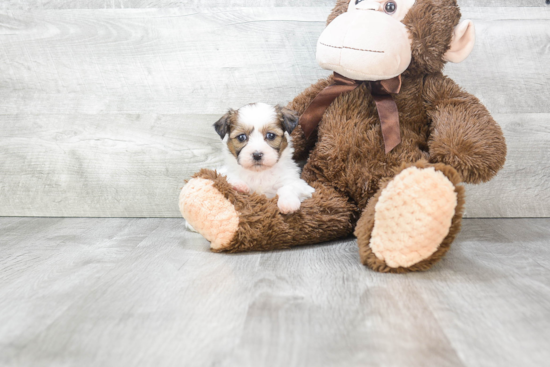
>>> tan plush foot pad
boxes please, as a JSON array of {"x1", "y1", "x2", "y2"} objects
[
  {"x1": 370, "y1": 166, "x2": 458, "y2": 268},
  {"x1": 179, "y1": 178, "x2": 239, "y2": 250}
]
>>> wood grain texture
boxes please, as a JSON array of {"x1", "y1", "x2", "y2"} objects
[
  {"x1": 1, "y1": 7, "x2": 549, "y2": 115},
  {"x1": 0, "y1": 6, "x2": 549, "y2": 217},
  {"x1": 0, "y1": 0, "x2": 546, "y2": 10},
  {"x1": 458, "y1": 0, "x2": 546, "y2": 6},
  {"x1": 1, "y1": 112, "x2": 548, "y2": 218},
  {"x1": 0, "y1": 0, "x2": 337, "y2": 10},
  {"x1": 0, "y1": 7, "x2": 328, "y2": 115},
  {"x1": 0, "y1": 114, "x2": 221, "y2": 217},
  {"x1": 463, "y1": 113, "x2": 550, "y2": 218},
  {"x1": 1, "y1": 217, "x2": 549, "y2": 366}
]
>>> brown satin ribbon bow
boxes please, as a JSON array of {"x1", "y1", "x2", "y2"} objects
[{"x1": 299, "y1": 72, "x2": 402, "y2": 154}]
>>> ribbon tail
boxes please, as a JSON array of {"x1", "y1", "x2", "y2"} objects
[{"x1": 373, "y1": 94, "x2": 401, "y2": 154}]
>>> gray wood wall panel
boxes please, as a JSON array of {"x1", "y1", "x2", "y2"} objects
[
  {"x1": 460, "y1": 0, "x2": 547, "y2": 6},
  {"x1": 1, "y1": 0, "x2": 546, "y2": 10},
  {"x1": 1, "y1": 112, "x2": 548, "y2": 218},
  {"x1": 0, "y1": 5, "x2": 549, "y2": 217},
  {"x1": 464, "y1": 113, "x2": 550, "y2": 218},
  {"x1": 0, "y1": 1, "x2": 337, "y2": 10},
  {"x1": 0, "y1": 114, "x2": 221, "y2": 217}
]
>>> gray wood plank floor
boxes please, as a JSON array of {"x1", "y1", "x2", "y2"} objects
[{"x1": 0, "y1": 217, "x2": 549, "y2": 367}]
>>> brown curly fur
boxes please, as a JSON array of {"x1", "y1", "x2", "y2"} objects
[
  {"x1": 192, "y1": 168, "x2": 358, "y2": 253},
  {"x1": 189, "y1": 0, "x2": 506, "y2": 273}
]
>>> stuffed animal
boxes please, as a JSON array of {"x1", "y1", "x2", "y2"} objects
[{"x1": 179, "y1": 0, "x2": 506, "y2": 273}]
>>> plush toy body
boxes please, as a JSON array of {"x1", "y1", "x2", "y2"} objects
[{"x1": 180, "y1": 0, "x2": 506, "y2": 273}]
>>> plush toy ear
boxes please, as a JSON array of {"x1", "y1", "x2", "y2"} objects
[
  {"x1": 213, "y1": 109, "x2": 234, "y2": 139},
  {"x1": 443, "y1": 20, "x2": 476, "y2": 63},
  {"x1": 278, "y1": 106, "x2": 299, "y2": 134}
]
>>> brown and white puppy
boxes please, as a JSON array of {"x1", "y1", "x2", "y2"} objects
[{"x1": 214, "y1": 103, "x2": 315, "y2": 214}]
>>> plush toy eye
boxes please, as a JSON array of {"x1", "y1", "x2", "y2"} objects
[
  {"x1": 266, "y1": 132, "x2": 276, "y2": 141},
  {"x1": 355, "y1": 0, "x2": 365, "y2": 4},
  {"x1": 384, "y1": 1, "x2": 397, "y2": 14},
  {"x1": 237, "y1": 134, "x2": 247, "y2": 142}
]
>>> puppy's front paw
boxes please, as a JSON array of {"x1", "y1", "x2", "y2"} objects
[
  {"x1": 295, "y1": 180, "x2": 315, "y2": 201},
  {"x1": 278, "y1": 195, "x2": 301, "y2": 214},
  {"x1": 302, "y1": 184, "x2": 315, "y2": 200},
  {"x1": 232, "y1": 181, "x2": 250, "y2": 193}
]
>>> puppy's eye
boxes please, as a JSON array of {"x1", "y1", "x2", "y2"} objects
[
  {"x1": 266, "y1": 132, "x2": 276, "y2": 141},
  {"x1": 355, "y1": 0, "x2": 364, "y2": 4},
  {"x1": 384, "y1": 1, "x2": 397, "y2": 14},
  {"x1": 236, "y1": 134, "x2": 247, "y2": 142}
]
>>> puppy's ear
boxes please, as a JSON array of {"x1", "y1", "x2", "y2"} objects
[
  {"x1": 213, "y1": 109, "x2": 235, "y2": 139},
  {"x1": 278, "y1": 106, "x2": 299, "y2": 134}
]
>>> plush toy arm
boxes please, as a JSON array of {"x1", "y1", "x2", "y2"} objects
[
  {"x1": 288, "y1": 75, "x2": 334, "y2": 161},
  {"x1": 423, "y1": 74, "x2": 507, "y2": 184}
]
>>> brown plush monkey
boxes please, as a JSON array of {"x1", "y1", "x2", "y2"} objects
[{"x1": 180, "y1": 0, "x2": 506, "y2": 273}]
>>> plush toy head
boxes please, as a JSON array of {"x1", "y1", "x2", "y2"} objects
[{"x1": 316, "y1": 0, "x2": 476, "y2": 80}]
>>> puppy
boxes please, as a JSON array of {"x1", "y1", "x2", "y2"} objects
[{"x1": 213, "y1": 103, "x2": 315, "y2": 214}]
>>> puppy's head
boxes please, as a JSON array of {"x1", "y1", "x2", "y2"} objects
[{"x1": 214, "y1": 103, "x2": 299, "y2": 171}]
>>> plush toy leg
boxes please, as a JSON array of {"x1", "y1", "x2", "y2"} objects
[
  {"x1": 179, "y1": 174, "x2": 240, "y2": 250},
  {"x1": 180, "y1": 169, "x2": 357, "y2": 252},
  {"x1": 355, "y1": 161, "x2": 465, "y2": 273}
]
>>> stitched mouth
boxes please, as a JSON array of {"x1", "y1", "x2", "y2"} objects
[{"x1": 320, "y1": 42, "x2": 384, "y2": 54}]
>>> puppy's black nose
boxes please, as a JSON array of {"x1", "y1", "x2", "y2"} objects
[{"x1": 252, "y1": 152, "x2": 264, "y2": 161}]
